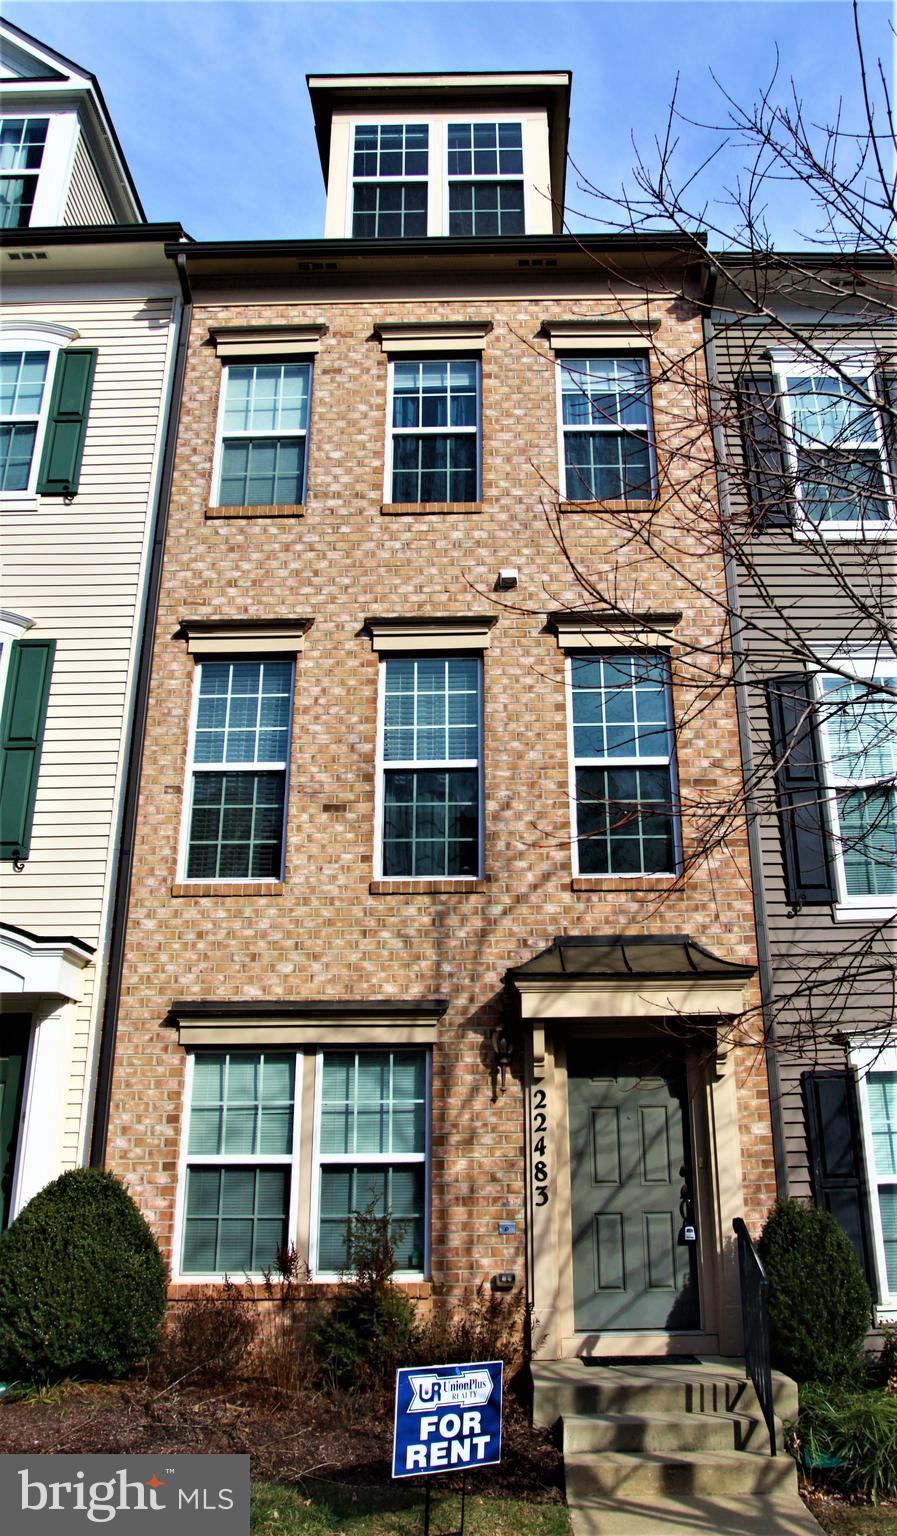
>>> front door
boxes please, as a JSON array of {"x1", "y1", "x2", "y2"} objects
[
  {"x1": 0, "y1": 1014, "x2": 29, "y2": 1228},
  {"x1": 568, "y1": 1038, "x2": 699, "y2": 1332}
]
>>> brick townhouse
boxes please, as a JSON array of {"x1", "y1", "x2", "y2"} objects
[{"x1": 97, "y1": 71, "x2": 775, "y2": 1360}]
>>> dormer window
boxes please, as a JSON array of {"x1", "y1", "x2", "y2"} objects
[
  {"x1": 0, "y1": 117, "x2": 48, "y2": 229},
  {"x1": 447, "y1": 122, "x2": 524, "y2": 237},
  {"x1": 352, "y1": 123, "x2": 429, "y2": 238}
]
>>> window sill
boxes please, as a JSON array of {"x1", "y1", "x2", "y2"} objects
[
  {"x1": 562, "y1": 498, "x2": 659, "y2": 514},
  {"x1": 0, "y1": 494, "x2": 39, "y2": 512},
  {"x1": 369, "y1": 878, "x2": 485, "y2": 895},
  {"x1": 833, "y1": 902, "x2": 897, "y2": 925},
  {"x1": 206, "y1": 503, "x2": 305, "y2": 519},
  {"x1": 571, "y1": 874, "x2": 678, "y2": 891},
  {"x1": 380, "y1": 501, "x2": 483, "y2": 517},
  {"x1": 170, "y1": 880, "x2": 284, "y2": 898}
]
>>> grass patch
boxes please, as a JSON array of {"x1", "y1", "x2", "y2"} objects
[
  {"x1": 251, "y1": 1479, "x2": 572, "y2": 1535},
  {"x1": 807, "y1": 1494, "x2": 897, "y2": 1535}
]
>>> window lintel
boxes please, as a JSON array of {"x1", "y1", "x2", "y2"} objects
[
  {"x1": 543, "y1": 318, "x2": 660, "y2": 352},
  {"x1": 365, "y1": 615, "x2": 497, "y2": 652},
  {"x1": 210, "y1": 325, "x2": 328, "y2": 359},
  {"x1": 548, "y1": 609, "x2": 681, "y2": 649},
  {"x1": 166, "y1": 999, "x2": 447, "y2": 1048},
  {"x1": 178, "y1": 618, "x2": 314, "y2": 655},
  {"x1": 375, "y1": 321, "x2": 492, "y2": 354}
]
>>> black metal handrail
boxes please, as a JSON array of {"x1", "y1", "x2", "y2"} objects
[{"x1": 733, "y1": 1217, "x2": 777, "y2": 1456}]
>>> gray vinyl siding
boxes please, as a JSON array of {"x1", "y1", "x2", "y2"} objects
[
  {"x1": 711, "y1": 294, "x2": 897, "y2": 1206},
  {"x1": 63, "y1": 131, "x2": 115, "y2": 226}
]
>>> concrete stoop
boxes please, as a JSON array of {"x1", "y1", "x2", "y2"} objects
[{"x1": 531, "y1": 1358, "x2": 823, "y2": 1536}]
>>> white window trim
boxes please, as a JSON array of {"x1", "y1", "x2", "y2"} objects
[
  {"x1": 209, "y1": 360, "x2": 312, "y2": 510},
  {"x1": 373, "y1": 654, "x2": 485, "y2": 882},
  {"x1": 768, "y1": 348, "x2": 896, "y2": 541},
  {"x1": 554, "y1": 353, "x2": 656, "y2": 504},
  {"x1": 308, "y1": 1047, "x2": 431, "y2": 1282},
  {"x1": 443, "y1": 117, "x2": 526, "y2": 238},
  {"x1": 851, "y1": 1044, "x2": 897, "y2": 1317},
  {"x1": 813, "y1": 656, "x2": 897, "y2": 923},
  {"x1": 565, "y1": 651, "x2": 681, "y2": 879},
  {"x1": 176, "y1": 656, "x2": 295, "y2": 884},
  {"x1": 0, "y1": 109, "x2": 78, "y2": 228},
  {"x1": 0, "y1": 322, "x2": 78, "y2": 504},
  {"x1": 171, "y1": 1048, "x2": 304, "y2": 1284},
  {"x1": 384, "y1": 356, "x2": 481, "y2": 504}
]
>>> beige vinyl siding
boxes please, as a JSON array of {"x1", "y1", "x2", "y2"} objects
[
  {"x1": 63, "y1": 132, "x2": 115, "y2": 225},
  {"x1": 712, "y1": 300, "x2": 897, "y2": 1201},
  {"x1": 0, "y1": 294, "x2": 177, "y2": 1167}
]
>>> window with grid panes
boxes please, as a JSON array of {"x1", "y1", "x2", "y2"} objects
[
  {"x1": 216, "y1": 363, "x2": 310, "y2": 507},
  {"x1": 560, "y1": 355, "x2": 654, "y2": 501},
  {"x1": 185, "y1": 660, "x2": 293, "y2": 880},
  {"x1": 316, "y1": 1050, "x2": 427, "y2": 1274},
  {"x1": 776, "y1": 364, "x2": 891, "y2": 528},
  {"x1": 570, "y1": 654, "x2": 677, "y2": 876},
  {"x1": 352, "y1": 123, "x2": 429, "y2": 238},
  {"x1": 181, "y1": 1052, "x2": 295, "y2": 1274},
  {"x1": 817, "y1": 671, "x2": 897, "y2": 903},
  {"x1": 380, "y1": 656, "x2": 481, "y2": 878},
  {"x1": 447, "y1": 122, "x2": 525, "y2": 236},
  {"x1": 867, "y1": 1073, "x2": 897, "y2": 1293},
  {"x1": 389, "y1": 359, "x2": 478, "y2": 503},
  {"x1": 0, "y1": 350, "x2": 49, "y2": 492},
  {"x1": 0, "y1": 118, "x2": 48, "y2": 229}
]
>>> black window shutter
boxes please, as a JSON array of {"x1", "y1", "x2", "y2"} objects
[
  {"x1": 880, "y1": 371, "x2": 897, "y2": 487},
  {"x1": 766, "y1": 673, "x2": 834, "y2": 906},
  {"x1": 803, "y1": 1070, "x2": 875, "y2": 1289},
  {"x1": 737, "y1": 373, "x2": 793, "y2": 527},
  {"x1": 0, "y1": 637, "x2": 55, "y2": 862},
  {"x1": 36, "y1": 347, "x2": 97, "y2": 497}
]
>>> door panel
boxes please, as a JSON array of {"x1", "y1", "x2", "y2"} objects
[{"x1": 568, "y1": 1039, "x2": 699, "y2": 1331}]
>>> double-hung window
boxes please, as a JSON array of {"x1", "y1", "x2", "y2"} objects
[
  {"x1": 379, "y1": 655, "x2": 482, "y2": 878},
  {"x1": 816, "y1": 665, "x2": 897, "y2": 911},
  {"x1": 215, "y1": 362, "x2": 311, "y2": 507},
  {"x1": 180, "y1": 1051, "x2": 297, "y2": 1275},
  {"x1": 388, "y1": 359, "x2": 479, "y2": 503},
  {"x1": 352, "y1": 123, "x2": 429, "y2": 238},
  {"x1": 0, "y1": 118, "x2": 48, "y2": 229},
  {"x1": 447, "y1": 121, "x2": 525, "y2": 236},
  {"x1": 774, "y1": 357, "x2": 892, "y2": 532},
  {"x1": 569, "y1": 653, "x2": 677, "y2": 876},
  {"x1": 0, "y1": 349, "x2": 49, "y2": 492},
  {"x1": 315, "y1": 1049, "x2": 428, "y2": 1275},
  {"x1": 560, "y1": 355, "x2": 654, "y2": 501},
  {"x1": 183, "y1": 659, "x2": 293, "y2": 881}
]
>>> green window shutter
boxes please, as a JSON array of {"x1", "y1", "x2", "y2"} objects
[
  {"x1": 0, "y1": 637, "x2": 55, "y2": 862},
  {"x1": 36, "y1": 348, "x2": 97, "y2": 497}
]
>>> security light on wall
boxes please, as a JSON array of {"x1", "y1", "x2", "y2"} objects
[{"x1": 496, "y1": 568, "x2": 518, "y2": 590}]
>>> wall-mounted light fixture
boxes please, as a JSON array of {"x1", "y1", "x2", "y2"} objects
[
  {"x1": 495, "y1": 568, "x2": 518, "y2": 591},
  {"x1": 491, "y1": 1024, "x2": 515, "y2": 1099}
]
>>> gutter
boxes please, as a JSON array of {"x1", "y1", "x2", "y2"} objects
[
  {"x1": 89, "y1": 250, "x2": 192, "y2": 1166},
  {"x1": 702, "y1": 315, "x2": 788, "y2": 1200}
]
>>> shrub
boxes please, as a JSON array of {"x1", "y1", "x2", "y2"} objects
[
  {"x1": 310, "y1": 1205, "x2": 418, "y2": 1388},
  {"x1": 0, "y1": 1168, "x2": 168, "y2": 1382},
  {"x1": 256, "y1": 1244, "x2": 314, "y2": 1396},
  {"x1": 414, "y1": 1284, "x2": 528, "y2": 1372},
  {"x1": 152, "y1": 1278, "x2": 256, "y2": 1389},
  {"x1": 758, "y1": 1198, "x2": 871, "y2": 1385},
  {"x1": 791, "y1": 1383, "x2": 897, "y2": 1503}
]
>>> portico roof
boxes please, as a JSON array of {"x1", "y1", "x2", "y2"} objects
[{"x1": 505, "y1": 935, "x2": 755, "y2": 983}]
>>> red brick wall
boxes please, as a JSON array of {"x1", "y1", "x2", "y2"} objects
[{"x1": 106, "y1": 287, "x2": 775, "y2": 1289}]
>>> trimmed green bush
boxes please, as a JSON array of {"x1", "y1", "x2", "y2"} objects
[
  {"x1": 791, "y1": 1383, "x2": 897, "y2": 1503},
  {"x1": 758, "y1": 1197, "x2": 871, "y2": 1385},
  {"x1": 0, "y1": 1168, "x2": 168, "y2": 1382}
]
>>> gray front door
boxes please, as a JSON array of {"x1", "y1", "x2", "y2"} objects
[{"x1": 568, "y1": 1039, "x2": 699, "y2": 1332}]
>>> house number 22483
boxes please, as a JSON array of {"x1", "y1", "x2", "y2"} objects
[{"x1": 532, "y1": 1087, "x2": 549, "y2": 1206}]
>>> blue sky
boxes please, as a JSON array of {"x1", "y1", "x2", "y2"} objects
[{"x1": 5, "y1": 1, "x2": 893, "y2": 244}]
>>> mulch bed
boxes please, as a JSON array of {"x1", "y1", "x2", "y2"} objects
[{"x1": 0, "y1": 1379, "x2": 564, "y2": 1502}]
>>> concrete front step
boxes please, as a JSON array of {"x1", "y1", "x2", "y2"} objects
[
  {"x1": 562, "y1": 1408, "x2": 776, "y2": 1454},
  {"x1": 564, "y1": 1492, "x2": 824, "y2": 1535},
  {"x1": 532, "y1": 1358, "x2": 798, "y2": 1428},
  {"x1": 565, "y1": 1447, "x2": 798, "y2": 1499}
]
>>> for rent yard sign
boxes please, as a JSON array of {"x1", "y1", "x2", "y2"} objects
[{"x1": 392, "y1": 1361, "x2": 503, "y2": 1479}]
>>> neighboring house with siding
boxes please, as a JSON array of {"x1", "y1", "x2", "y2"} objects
[
  {"x1": 0, "y1": 19, "x2": 187, "y2": 1224},
  {"x1": 707, "y1": 257, "x2": 896, "y2": 1319},
  {"x1": 101, "y1": 71, "x2": 776, "y2": 1362}
]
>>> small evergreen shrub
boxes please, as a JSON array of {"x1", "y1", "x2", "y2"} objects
[
  {"x1": 0, "y1": 1168, "x2": 168, "y2": 1382},
  {"x1": 791, "y1": 1383, "x2": 897, "y2": 1503},
  {"x1": 413, "y1": 1283, "x2": 528, "y2": 1372},
  {"x1": 311, "y1": 1205, "x2": 418, "y2": 1388},
  {"x1": 758, "y1": 1198, "x2": 871, "y2": 1385}
]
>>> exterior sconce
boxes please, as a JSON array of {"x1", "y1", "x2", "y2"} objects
[{"x1": 491, "y1": 1025, "x2": 514, "y2": 1100}]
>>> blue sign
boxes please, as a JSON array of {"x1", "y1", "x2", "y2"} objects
[{"x1": 392, "y1": 1360, "x2": 503, "y2": 1479}]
